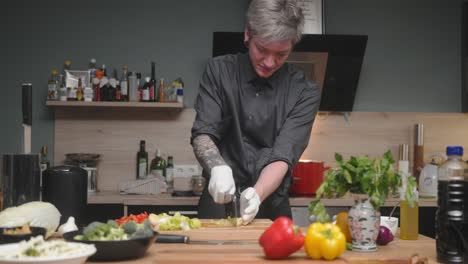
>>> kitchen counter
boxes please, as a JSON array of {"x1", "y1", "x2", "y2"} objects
[
  {"x1": 85, "y1": 219, "x2": 439, "y2": 264},
  {"x1": 88, "y1": 191, "x2": 437, "y2": 207}
]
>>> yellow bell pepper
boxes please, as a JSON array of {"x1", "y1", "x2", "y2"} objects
[{"x1": 304, "y1": 222, "x2": 346, "y2": 260}]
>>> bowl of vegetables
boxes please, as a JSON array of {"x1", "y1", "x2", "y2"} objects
[
  {"x1": 63, "y1": 219, "x2": 157, "y2": 261},
  {"x1": 0, "y1": 225, "x2": 47, "y2": 244}
]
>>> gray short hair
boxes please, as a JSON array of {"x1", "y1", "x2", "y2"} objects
[{"x1": 246, "y1": 0, "x2": 304, "y2": 44}]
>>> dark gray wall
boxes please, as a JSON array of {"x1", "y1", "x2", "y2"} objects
[{"x1": 0, "y1": 0, "x2": 464, "y2": 158}]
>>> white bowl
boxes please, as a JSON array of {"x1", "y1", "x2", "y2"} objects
[
  {"x1": 380, "y1": 216, "x2": 398, "y2": 236},
  {"x1": 0, "y1": 241, "x2": 96, "y2": 264}
]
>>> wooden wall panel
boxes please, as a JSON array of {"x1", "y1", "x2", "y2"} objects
[{"x1": 54, "y1": 108, "x2": 468, "y2": 192}]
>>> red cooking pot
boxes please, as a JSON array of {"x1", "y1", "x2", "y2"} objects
[{"x1": 290, "y1": 160, "x2": 330, "y2": 196}]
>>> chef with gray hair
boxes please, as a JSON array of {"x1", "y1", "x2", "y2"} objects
[{"x1": 191, "y1": 0, "x2": 321, "y2": 224}]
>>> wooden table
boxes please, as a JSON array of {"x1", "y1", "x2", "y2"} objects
[{"x1": 86, "y1": 219, "x2": 439, "y2": 264}]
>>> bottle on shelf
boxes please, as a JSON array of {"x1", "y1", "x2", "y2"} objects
[
  {"x1": 83, "y1": 85, "x2": 93, "y2": 102},
  {"x1": 158, "y1": 78, "x2": 165, "y2": 102},
  {"x1": 88, "y1": 58, "x2": 97, "y2": 83},
  {"x1": 47, "y1": 69, "x2": 59, "y2": 100},
  {"x1": 166, "y1": 155, "x2": 174, "y2": 192},
  {"x1": 61, "y1": 60, "x2": 72, "y2": 101},
  {"x1": 150, "y1": 61, "x2": 157, "y2": 102},
  {"x1": 108, "y1": 78, "x2": 117, "y2": 102},
  {"x1": 136, "y1": 73, "x2": 142, "y2": 102},
  {"x1": 436, "y1": 146, "x2": 468, "y2": 263},
  {"x1": 100, "y1": 76, "x2": 110, "y2": 102},
  {"x1": 76, "y1": 78, "x2": 84, "y2": 101},
  {"x1": 102, "y1": 64, "x2": 107, "y2": 77},
  {"x1": 128, "y1": 71, "x2": 138, "y2": 102},
  {"x1": 175, "y1": 77, "x2": 184, "y2": 104},
  {"x1": 94, "y1": 70, "x2": 104, "y2": 102},
  {"x1": 150, "y1": 149, "x2": 166, "y2": 178},
  {"x1": 113, "y1": 68, "x2": 121, "y2": 101},
  {"x1": 136, "y1": 140, "x2": 148, "y2": 179},
  {"x1": 141, "y1": 77, "x2": 151, "y2": 102},
  {"x1": 120, "y1": 65, "x2": 129, "y2": 102}
]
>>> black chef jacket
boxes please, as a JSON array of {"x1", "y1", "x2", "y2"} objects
[{"x1": 191, "y1": 53, "x2": 321, "y2": 220}]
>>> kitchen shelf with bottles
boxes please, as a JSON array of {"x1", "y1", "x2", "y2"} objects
[{"x1": 46, "y1": 101, "x2": 183, "y2": 109}]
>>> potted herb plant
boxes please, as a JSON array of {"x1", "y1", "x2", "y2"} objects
[{"x1": 308, "y1": 150, "x2": 417, "y2": 252}]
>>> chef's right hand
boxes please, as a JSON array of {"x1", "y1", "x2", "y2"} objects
[{"x1": 209, "y1": 165, "x2": 235, "y2": 204}]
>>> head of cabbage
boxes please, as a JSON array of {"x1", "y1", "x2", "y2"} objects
[{"x1": 0, "y1": 201, "x2": 61, "y2": 238}]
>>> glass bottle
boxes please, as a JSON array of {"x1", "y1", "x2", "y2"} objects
[
  {"x1": 166, "y1": 156, "x2": 174, "y2": 191},
  {"x1": 150, "y1": 61, "x2": 157, "y2": 102},
  {"x1": 88, "y1": 58, "x2": 97, "y2": 81},
  {"x1": 136, "y1": 73, "x2": 142, "y2": 102},
  {"x1": 47, "y1": 69, "x2": 59, "y2": 100},
  {"x1": 436, "y1": 146, "x2": 468, "y2": 263},
  {"x1": 76, "y1": 78, "x2": 84, "y2": 101},
  {"x1": 120, "y1": 65, "x2": 129, "y2": 102},
  {"x1": 113, "y1": 68, "x2": 121, "y2": 101},
  {"x1": 158, "y1": 78, "x2": 165, "y2": 102},
  {"x1": 61, "y1": 60, "x2": 71, "y2": 88},
  {"x1": 108, "y1": 78, "x2": 117, "y2": 102},
  {"x1": 142, "y1": 77, "x2": 151, "y2": 102},
  {"x1": 136, "y1": 140, "x2": 148, "y2": 179},
  {"x1": 150, "y1": 149, "x2": 166, "y2": 178}
]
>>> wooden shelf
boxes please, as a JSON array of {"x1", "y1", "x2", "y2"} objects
[{"x1": 46, "y1": 101, "x2": 183, "y2": 109}]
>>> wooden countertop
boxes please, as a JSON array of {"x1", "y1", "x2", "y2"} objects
[
  {"x1": 88, "y1": 191, "x2": 437, "y2": 207},
  {"x1": 86, "y1": 219, "x2": 439, "y2": 264}
]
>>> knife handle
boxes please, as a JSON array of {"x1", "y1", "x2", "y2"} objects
[{"x1": 156, "y1": 234, "x2": 189, "y2": 243}]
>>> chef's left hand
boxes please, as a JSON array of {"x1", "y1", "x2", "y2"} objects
[{"x1": 240, "y1": 187, "x2": 261, "y2": 225}]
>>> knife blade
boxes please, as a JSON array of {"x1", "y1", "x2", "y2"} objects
[
  {"x1": 156, "y1": 234, "x2": 256, "y2": 245},
  {"x1": 225, "y1": 189, "x2": 241, "y2": 219}
]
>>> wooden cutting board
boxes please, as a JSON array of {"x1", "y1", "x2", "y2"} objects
[{"x1": 87, "y1": 219, "x2": 438, "y2": 264}]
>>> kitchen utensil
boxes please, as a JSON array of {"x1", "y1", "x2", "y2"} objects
[
  {"x1": 156, "y1": 234, "x2": 256, "y2": 245},
  {"x1": 21, "y1": 83, "x2": 32, "y2": 155},
  {"x1": 413, "y1": 123, "x2": 424, "y2": 182},
  {"x1": 63, "y1": 230, "x2": 157, "y2": 261},
  {"x1": 225, "y1": 190, "x2": 240, "y2": 219},
  {"x1": 42, "y1": 166, "x2": 87, "y2": 226},
  {"x1": 290, "y1": 160, "x2": 330, "y2": 195},
  {"x1": 0, "y1": 227, "x2": 46, "y2": 244}
]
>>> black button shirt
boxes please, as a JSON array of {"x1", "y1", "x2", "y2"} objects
[{"x1": 192, "y1": 52, "x2": 321, "y2": 197}]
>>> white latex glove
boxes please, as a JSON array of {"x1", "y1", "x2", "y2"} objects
[
  {"x1": 208, "y1": 165, "x2": 235, "y2": 204},
  {"x1": 240, "y1": 187, "x2": 261, "y2": 225}
]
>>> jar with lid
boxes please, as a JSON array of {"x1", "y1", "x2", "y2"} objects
[{"x1": 191, "y1": 175, "x2": 205, "y2": 196}]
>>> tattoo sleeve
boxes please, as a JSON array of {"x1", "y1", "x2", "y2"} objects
[{"x1": 192, "y1": 135, "x2": 226, "y2": 172}]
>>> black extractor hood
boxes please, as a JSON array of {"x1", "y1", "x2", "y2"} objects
[{"x1": 212, "y1": 32, "x2": 368, "y2": 112}]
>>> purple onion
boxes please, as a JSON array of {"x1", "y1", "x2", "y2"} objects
[{"x1": 377, "y1": 226, "x2": 394, "y2": 245}]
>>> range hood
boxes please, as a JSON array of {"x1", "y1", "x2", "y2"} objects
[{"x1": 212, "y1": 32, "x2": 368, "y2": 112}]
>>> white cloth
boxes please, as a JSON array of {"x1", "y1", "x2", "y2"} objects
[
  {"x1": 208, "y1": 165, "x2": 235, "y2": 204},
  {"x1": 240, "y1": 187, "x2": 261, "y2": 225}
]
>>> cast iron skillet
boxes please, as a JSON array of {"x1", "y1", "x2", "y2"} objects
[{"x1": 63, "y1": 230, "x2": 158, "y2": 261}]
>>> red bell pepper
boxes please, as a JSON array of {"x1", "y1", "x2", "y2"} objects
[
  {"x1": 115, "y1": 211, "x2": 149, "y2": 225},
  {"x1": 259, "y1": 216, "x2": 305, "y2": 259}
]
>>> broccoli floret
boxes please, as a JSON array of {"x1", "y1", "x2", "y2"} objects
[{"x1": 122, "y1": 221, "x2": 138, "y2": 234}]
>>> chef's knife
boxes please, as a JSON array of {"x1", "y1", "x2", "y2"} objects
[
  {"x1": 225, "y1": 189, "x2": 241, "y2": 219},
  {"x1": 22, "y1": 83, "x2": 32, "y2": 154},
  {"x1": 156, "y1": 234, "x2": 256, "y2": 245}
]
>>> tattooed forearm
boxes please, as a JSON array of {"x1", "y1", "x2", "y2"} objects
[{"x1": 192, "y1": 135, "x2": 226, "y2": 171}]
